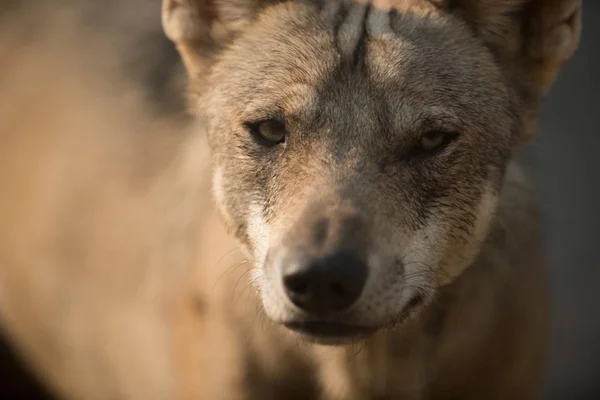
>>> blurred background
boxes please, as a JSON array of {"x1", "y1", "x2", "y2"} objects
[
  {"x1": 0, "y1": 0, "x2": 598, "y2": 399},
  {"x1": 534, "y1": 1, "x2": 600, "y2": 397}
]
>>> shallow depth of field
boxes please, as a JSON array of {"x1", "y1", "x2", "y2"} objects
[{"x1": 0, "y1": 1, "x2": 598, "y2": 399}]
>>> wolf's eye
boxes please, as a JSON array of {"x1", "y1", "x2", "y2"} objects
[
  {"x1": 247, "y1": 119, "x2": 286, "y2": 145},
  {"x1": 420, "y1": 131, "x2": 448, "y2": 150},
  {"x1": 414, "y1": 131, "x2": 456, "y2": 155}
]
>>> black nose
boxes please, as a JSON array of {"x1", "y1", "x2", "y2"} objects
[{"x1": 282, "y1": 250, "x2": 368, "y2": 316}]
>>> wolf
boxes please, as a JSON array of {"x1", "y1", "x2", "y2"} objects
[
  {"x1": 0, "y1": 5, "x2": 207, "y2": 398},
  {"x1": 162, "y1": 0, "x2": 582, "y2": 399},
  {"x1": 0, "y1": 0, "x2": 582, "y2": 399}
]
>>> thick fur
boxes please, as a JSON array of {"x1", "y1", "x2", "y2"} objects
[
  {"x1": 0, "y1": 0, "x2": 581, "y2": 399},
  {"x1": 0, "y1": 5, "x2": 207, "y2": 399},
  {"x1": 164, "y1": 0, "x2": 581, "y2": 399}
]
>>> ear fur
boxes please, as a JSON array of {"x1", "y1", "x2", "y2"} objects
[
  {"x1": 437, "y1": 0, "x2": 582, "y2": 142},
  {"x1": 162, "y1": 0, "x2": 278, "y2": 76}
]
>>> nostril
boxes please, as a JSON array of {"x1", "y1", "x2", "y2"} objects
[
  {"x1": 284, "y1": 274, "x2": 308, "y2": 295},
  {"x1": 329, "y1": 281, "x2": 346, "y2": 298}
]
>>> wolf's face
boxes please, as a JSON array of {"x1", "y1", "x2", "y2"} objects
[
  {"x1": 205, "y1": 3, "x2": 513, "y2": 339},
  {"x1": 164, "y1": 0, "x2": 580, "y2": 343}
]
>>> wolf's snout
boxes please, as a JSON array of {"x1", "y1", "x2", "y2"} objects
[{"x1": 282, "y1": 250, "x2": 367, "y2": 316}]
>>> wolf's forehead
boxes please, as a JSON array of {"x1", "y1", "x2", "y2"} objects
[
  {"x1": 221, "y1": 0, "x2": 504, "y2": 125},
  {"x1": 233, "y1": 1, "x2": 430, "y2": 97},
  {"x1": 313, "y1": 0, "x2": 436, "y2": 69},
  {"x1": 254, "y1": 0, "x2": 470, "y2": 92},
  {"x1": 240, "y1": 0, "x2": 442, "y2": 75},
  {"x1": 320, "y1": 0, "x2": 439, "y2": 61}
]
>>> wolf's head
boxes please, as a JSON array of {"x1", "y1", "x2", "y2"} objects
[{"x1": 164, "y1": 0, "x2": 580, "y2": 343}]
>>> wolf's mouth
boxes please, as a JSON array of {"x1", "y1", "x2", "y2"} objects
[
  {"x1": 283, "y1": 321, "x2": 375, "y2": 344},
  {"x1": 282, "y1": 293, "x2": 427, "y2": 344}
]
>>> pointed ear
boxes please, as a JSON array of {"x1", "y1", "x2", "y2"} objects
[
  {"x1": 438, "y1": 0, "x2": 581, "y2": 141},
  {"x1": 162, "y1": 0, "x2": 278, "y2": 77}
]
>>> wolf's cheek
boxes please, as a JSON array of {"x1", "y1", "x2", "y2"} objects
[
  {"x1": 245, "y1": 202, "x2": 272, "y2": 266},
  {"x1": 436, "y1": 185, "x2": 499, "y2": 285}
]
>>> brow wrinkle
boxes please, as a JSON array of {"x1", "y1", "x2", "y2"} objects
[
  {"x1": 322, "y1": 0, "x2": 399, "y2": 70},
  {"x1": 338, "y1": 2, "x2": 368, "y2": 62}
]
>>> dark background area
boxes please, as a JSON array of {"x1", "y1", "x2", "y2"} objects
[
  {"x1": 536, "y1": 2, "x2": 600, "y2": 398},
  {"x1": 0, "y1": 0, "x2": 598, "y2": 398}
]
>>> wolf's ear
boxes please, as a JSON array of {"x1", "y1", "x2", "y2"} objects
[
  {"x1": 444, "y1": 0, "x2": 581, "y2": 94},
  {"x1": 438, "y1": 0, "x2": 581, "y2": 141},
  {"x1": 162, "y1": 0, "x2": 277, "y2": 76}
]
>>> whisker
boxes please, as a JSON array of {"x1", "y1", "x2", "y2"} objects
[
  {"x1": 210, "y1": 259, "x2": 249, "y2": 294},
  {"x1": 230, "y1": 268, "x2": 254, "y2": 307}
]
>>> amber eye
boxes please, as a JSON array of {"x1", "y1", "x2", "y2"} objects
[
  {"x1": 419, "y1": 131, "x2": 448, "y2": 151},
  {"x1": 410, "y1": 130, "x2": 458, "y2": 157},
  {"x1": 247, "y1": 119, "x2": 286, "y2": 145}
]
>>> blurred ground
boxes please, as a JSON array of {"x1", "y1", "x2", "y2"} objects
[{"x1": 0, "y1": 0, "x2": 598, "y2": 399}]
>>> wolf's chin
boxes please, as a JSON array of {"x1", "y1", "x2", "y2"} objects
[{"x1": 283, "y1": 321, "x2": 376, "y2": 345}]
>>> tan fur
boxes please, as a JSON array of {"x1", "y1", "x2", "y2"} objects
[
  {"x1": 0, "y1": 0, "x2": 581, "y2": 399},
  {"x1": 0, "y1": 6, "x2": 208, "y2": 399},
  {"x1": 164, "y1": 0, "x2": 580, "y2": 399}
]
